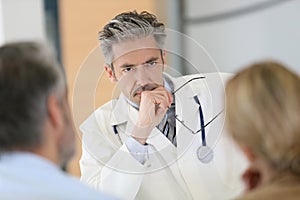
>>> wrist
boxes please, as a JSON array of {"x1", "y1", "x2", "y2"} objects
[
  {"x1": 131, "y1": 135, "x2": 147, "y2": 145},
  {"x1": 131, "y1": 124, "x2": 153, "y2": 145}
]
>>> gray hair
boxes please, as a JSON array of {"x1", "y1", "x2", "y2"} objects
[
  {"x1": 99, "y1": 11, "x2": 166, "y2": 65},
  {"x1": 0, "y1": 41, "x2": 66, "y2": 152}
]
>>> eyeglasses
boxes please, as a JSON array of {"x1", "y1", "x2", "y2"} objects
[{"x1": 171, "y1": 76, "x2": 223, "y2": 146}]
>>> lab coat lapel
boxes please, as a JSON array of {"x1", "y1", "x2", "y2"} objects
[
  {"x1": 110, "y1": 93, "x2": 132, "y2": 126},
  {"x1": 172, "y1": 75, "x2": 203, "y2": 159},
  {"x1": 173, "y1": 73, "x2": 236, "y2": 199},
  {"x1": 110, "y1": 93, "x2": 138, "y2": 144}
]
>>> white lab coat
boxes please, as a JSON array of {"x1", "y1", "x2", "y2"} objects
[{"x1": 80, "y1": 73, "x2": 248, "y2": 200}]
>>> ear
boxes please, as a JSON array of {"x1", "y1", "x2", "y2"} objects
[
  {"x1": 161, "y1": 50, "x2": 167, "y2": 71},
  {"x1": 162, "y1": 50, "x2": 167, "y2": 64},
  {"x1": 105, "y1": 65, "x2": 117, "y2": 83},
  {"x1": 240, "y1": 145, "x2": 256, "y2": 162},
  {"x1": 47, "y1": 94, "x2": 63, "y2": 132}
]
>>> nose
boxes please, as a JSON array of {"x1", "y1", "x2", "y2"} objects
[{"x1": 135, "y1": 66, "x2": 150, "y2": 86}]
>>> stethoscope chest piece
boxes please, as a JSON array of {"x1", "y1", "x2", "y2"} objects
[{"x1": 197, "y1": 145, "x2": 214, "y2": 163}]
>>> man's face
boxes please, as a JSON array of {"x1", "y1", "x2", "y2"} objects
[{"x1": 106, "y1": 36, "x2": 165, "y2": 105}]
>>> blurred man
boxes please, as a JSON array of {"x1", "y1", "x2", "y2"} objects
[{"x1": 0, "y1": 41, "x2": 115, "y2": 200}]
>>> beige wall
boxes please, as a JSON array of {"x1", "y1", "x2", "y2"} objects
[{"x1": 59, "y1": 0, "x2": 164, "y2": 176}]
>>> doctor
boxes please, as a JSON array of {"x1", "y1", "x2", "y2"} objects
[{"x1": 80, "y1": 11, "x2": 247, "y2": 200}]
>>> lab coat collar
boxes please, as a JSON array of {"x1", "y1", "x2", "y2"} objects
[
  {"x1": 110, "y1": 92, "x2": 135, "y2": 126},
  {"x1": 109, "y1": 73, "x2": 205, "y2": 142},
  {"x1": 110, "y1": 73, "x2": 205, "y2": 126},
  {"x1": 110, "y1": 73, "x2": 175, "y2": 126}
]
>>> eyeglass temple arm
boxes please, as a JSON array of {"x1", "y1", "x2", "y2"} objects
[{"x1": 172, "y1": 77, "x2": 205, "y2": 94}]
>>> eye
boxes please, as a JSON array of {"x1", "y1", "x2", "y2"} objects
[
  {"x1": 145, "y1": 61, "x2": 158, "y2": 67},
  {"x1": 122, "y1": 66, "x2": 135, "y2": 73}
]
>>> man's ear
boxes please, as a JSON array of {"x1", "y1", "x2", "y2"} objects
[
  {"x1": 47, "y1": 94, "x2": 63, "y2": 132},
  {"x1": 105, "y1": 65, "x2": 117, "y2": 83},
  {"x1": 163, "y1": 50, "x2": 166, "y2": 62},
  {"x1": 162, "y1": 50, "x2": 167, "y2": 70}
]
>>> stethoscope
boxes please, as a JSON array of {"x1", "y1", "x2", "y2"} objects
[
  {"x1": 112, "y1": 77, "x2": 223, "y2": 163},
  {"x1": 175, "y1": 95, "x2": 223, "y2": 163}
]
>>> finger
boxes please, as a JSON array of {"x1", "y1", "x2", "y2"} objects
[
  {"x1": 156, "y1": 105, "x2": 168, "y2": 117},
  {"x1": 147, "y1": 87, "x2": 173, "y2": 106},
  {"x1": 152, "y1": 94, "x2": 170, "y2": 109},
  {"x1": 142, "y1": 90, "x2": 169, "y2": 107}
]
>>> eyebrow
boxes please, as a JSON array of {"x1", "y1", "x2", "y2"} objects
[
  {"x1": 143, "y1": 57, "x2": 159, "y2": 65},
  {"x1": 120, "y1": 63, "x2": 135, "y2": 69},
  {"x1": 119, "y1": 57, "x2": 159, "y2": 69}
]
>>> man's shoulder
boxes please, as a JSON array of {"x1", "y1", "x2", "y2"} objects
[
  {"x1": 80, "y1": 99, "x2": 117, "y2": 133},
  {"x1": 0, "y1": 153, "x2": 115, "y2": 200},
  {"x1": 166, "y1": 72, "x2": 232, "y2": 84},
  {"x1": 167, "y1": 72, "x2": 233, "y2": 93},
  {"x1": 52, "y1": 173, "x2": 115, "y2": 200},
  {"x1": 180, "y1": 72, "x2": 232, "y2": 82},
  {"x1": 94, "y1": 99, "x2": 118, "y2": 115}
]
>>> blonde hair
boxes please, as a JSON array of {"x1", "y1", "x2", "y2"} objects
[{"x1": 225, "y1": 61, "x2": 300, "y2": 174}]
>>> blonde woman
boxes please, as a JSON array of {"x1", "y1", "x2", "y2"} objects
[{"x1": 225, "y1": 61, "x2": 300, "y2": 200}]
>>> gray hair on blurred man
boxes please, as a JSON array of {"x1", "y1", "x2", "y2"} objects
[{"x1": 0, "y1": 41, "x2": 115, "y2": 200}]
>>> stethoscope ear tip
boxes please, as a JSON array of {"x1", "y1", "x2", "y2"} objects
[{"x1": 197, "y1": 146, "x2": 214, "y2": 163}]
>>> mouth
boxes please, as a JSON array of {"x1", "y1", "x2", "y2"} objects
[
  {"x1": 133, "y1": 87, "x2": 155, "y2": 97},
  {"x1": 132, "y1": 83, "x2": 161, "y2": 98}
]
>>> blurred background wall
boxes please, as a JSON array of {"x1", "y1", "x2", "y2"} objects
[
  {"x1": 0, "y1": 0, "x2": 45, "y2": 44},
  {"x1": 0, "y1": 0, "x2": 299, "y2": 176},
  {"x1": 182, "y1": 0, "x2": 300, "y2": 74}
]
